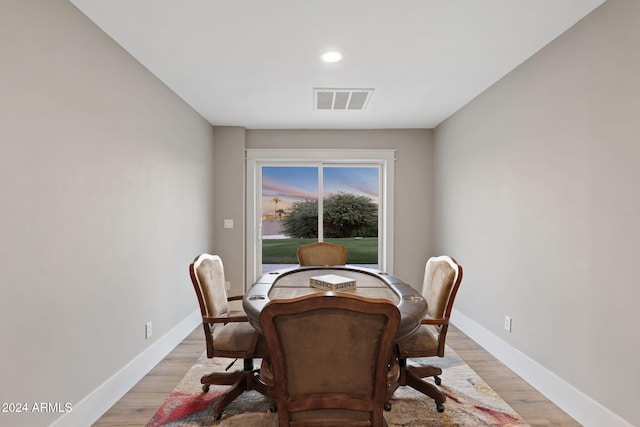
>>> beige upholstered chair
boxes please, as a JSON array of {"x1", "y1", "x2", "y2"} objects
[
  {"x1": 189, "y1": 254, "x2": 271, "y2": 419},
  {"x1": 260, "y1": 293, "x2": 400, "y2": 427},
  {"x1": 390, "y1": 255, "x2": 463, "y2": 413},
  {"x1": 296, "y1": 241, "x2": 348, "y2": 266}
]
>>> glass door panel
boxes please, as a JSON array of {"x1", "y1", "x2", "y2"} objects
[
  {"x1": 261, "y1": 166, "x2": 318, "y2": 273},
  {"x1": 323, "y1": 166, "x2": 379, "y2": 268}
]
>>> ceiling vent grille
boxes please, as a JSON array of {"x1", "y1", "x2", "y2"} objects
[{"x1": 313, "y1": 88, "x2": 374, "y2": 110}]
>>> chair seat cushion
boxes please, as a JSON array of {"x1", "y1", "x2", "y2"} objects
[
  {"x1": 212, "y1": 322, "x2": 267, "y2": 356},
  {"x1": 396, "y1": 324, "x2": 439, "y2": 358}
]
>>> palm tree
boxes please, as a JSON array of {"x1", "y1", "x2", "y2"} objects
[{"x1": 272, "y1": 196, "x2": 281, "y2": 220}]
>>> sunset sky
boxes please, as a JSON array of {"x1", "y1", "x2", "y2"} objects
[{"x1": 262, "y1": 166, "x2": 379, "y2": 215}]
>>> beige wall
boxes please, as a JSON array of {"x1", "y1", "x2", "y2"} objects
[
  {"x1": 434, "y1": 0, "x2": 639, "y2": 424},
  {"x1": 212, "y1": 127, "x2": 246, "y2": 293},
  {"x1": 0, "y1": 1, "x2": 214, "y2": 425},
  {"x1": 210, "y1": 127, "x2": 435, "y2": 293}
]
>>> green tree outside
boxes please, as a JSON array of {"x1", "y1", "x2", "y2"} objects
[
  {"x1": 281, "y1": 192, "x2": 378, "y2": 238},
  {"x1": 280, "y1": 199, "x2": 318, "y2": 238}
]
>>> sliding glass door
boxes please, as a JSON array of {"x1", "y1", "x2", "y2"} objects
[
  {"x1": 246, "y1": 149, "x2": 395, "y2": 286},
  {"x1": 260, "y1": 165, "x2": 379, "y2": 273}
]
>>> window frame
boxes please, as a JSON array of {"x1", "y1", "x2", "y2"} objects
[{"x1": 245, "y1": 149, "x2": 395, "y2": 287}]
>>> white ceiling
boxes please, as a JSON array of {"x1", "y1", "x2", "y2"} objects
[{"x1": 69, "y1": 0, "x2": 606, "y2": 129}]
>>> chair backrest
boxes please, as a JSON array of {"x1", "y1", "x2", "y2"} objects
[
  {"x1": 421, "y1": 255, "x2": 463, "y2": 354},
  {"x1": 296, "y1": 242, "x2": 348, "y2": 266},
  {"x1": 189, "y1": 254, "x2": 230, "y2": 318},
  {"x1": 260, "y1": 293, "x2": 399, "y2": 427}
]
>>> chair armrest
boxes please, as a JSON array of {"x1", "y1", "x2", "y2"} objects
[
  {"x1": 421, "y1": 316, "x2": 448, "y2": 326},
  {"x1": 203, "y1": 315, "x2": 249, "y2": 324},
  {"x1": 227, "y1": 295, "x2": 246, "y2": 314}
]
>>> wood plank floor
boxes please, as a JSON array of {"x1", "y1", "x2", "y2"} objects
[{"x1": 93, "y1": 325, "x2": 580, "y2": 426}]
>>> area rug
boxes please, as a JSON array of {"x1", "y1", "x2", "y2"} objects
[{"x1": 147, "y1": 346, "x2": 529, "y2": 426}]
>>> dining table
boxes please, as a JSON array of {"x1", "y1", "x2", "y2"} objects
[{"x1": 242, "y1": 265, "x2": 428, "y2": 343}]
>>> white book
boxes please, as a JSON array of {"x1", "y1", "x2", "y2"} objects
[{"x1": 309, "y1": 274, "x2": 356, "y2": 291}]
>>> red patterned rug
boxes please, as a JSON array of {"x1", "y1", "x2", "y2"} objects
[{"x1": 147, "y1": 346, "x2": 529, "y2": 426}]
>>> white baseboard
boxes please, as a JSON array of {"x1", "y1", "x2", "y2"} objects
[
  {"x1": 450, "y1": 308, "x2": 632, "y2": 427},
  {"x1": 49, "y1": 309, "x2": 201, "y2": 427}
]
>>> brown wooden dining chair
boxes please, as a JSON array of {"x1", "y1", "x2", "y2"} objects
[
  {"x1": 296, "y1": 241, "x2": 348, "y2": 266},
  {"x1": 260, "y1": 293, "x2": 400, "y2": 427},
  {"x1": 390, "y1": 255, "x2": 463, "y2": 413},
  {"x1": 189, "y1": 253, "x2": 271, "y2": 420}
]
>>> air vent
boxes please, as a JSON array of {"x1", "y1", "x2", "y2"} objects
[{"x1": 313, "y1": 88, "x2": 374, "y2": 110}]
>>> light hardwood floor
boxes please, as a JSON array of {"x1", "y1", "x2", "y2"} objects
[{"x1": 93, "y1": 325, "x2": 580, "y2": 426}]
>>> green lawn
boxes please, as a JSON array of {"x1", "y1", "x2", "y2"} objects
[{"x1": 262, "y1": 238, "x2": 378, "y2": 264}]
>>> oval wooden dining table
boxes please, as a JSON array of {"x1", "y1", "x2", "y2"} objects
[{"x1": 242, "y1": 265, "x2": 428, "y2": 343}]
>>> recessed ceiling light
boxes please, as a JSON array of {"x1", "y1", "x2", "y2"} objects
[{"x1": 321, "y1": 51, "x2": 342, "y2": 63}]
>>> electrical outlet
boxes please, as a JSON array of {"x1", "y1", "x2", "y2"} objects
[
  {"x1": 504, "y1": 316, "x2": 512, "y2": 332},
  {"x1": 225, "y1": 281, "x2": 231, "y2": 291},
  {"x1": 145, "y1": 321, "x2": 153, "y2": 339}
]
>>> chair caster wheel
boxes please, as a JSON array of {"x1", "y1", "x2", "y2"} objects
[
  {"x1": 436, "y1": 402, "x2": 444, "y2": 413},
  {"x1": 384, "y1": 401, "x2": 392, "y2": 411},
  {"x1": 434, "y1": 375, "x2": 442, "y2": 385},
  {"x1": 202, "y1": 384, "x2": 210, "y2": 392},
  {"x1": 270, "y1": 403, "x2": 278, "y2": 412}
]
